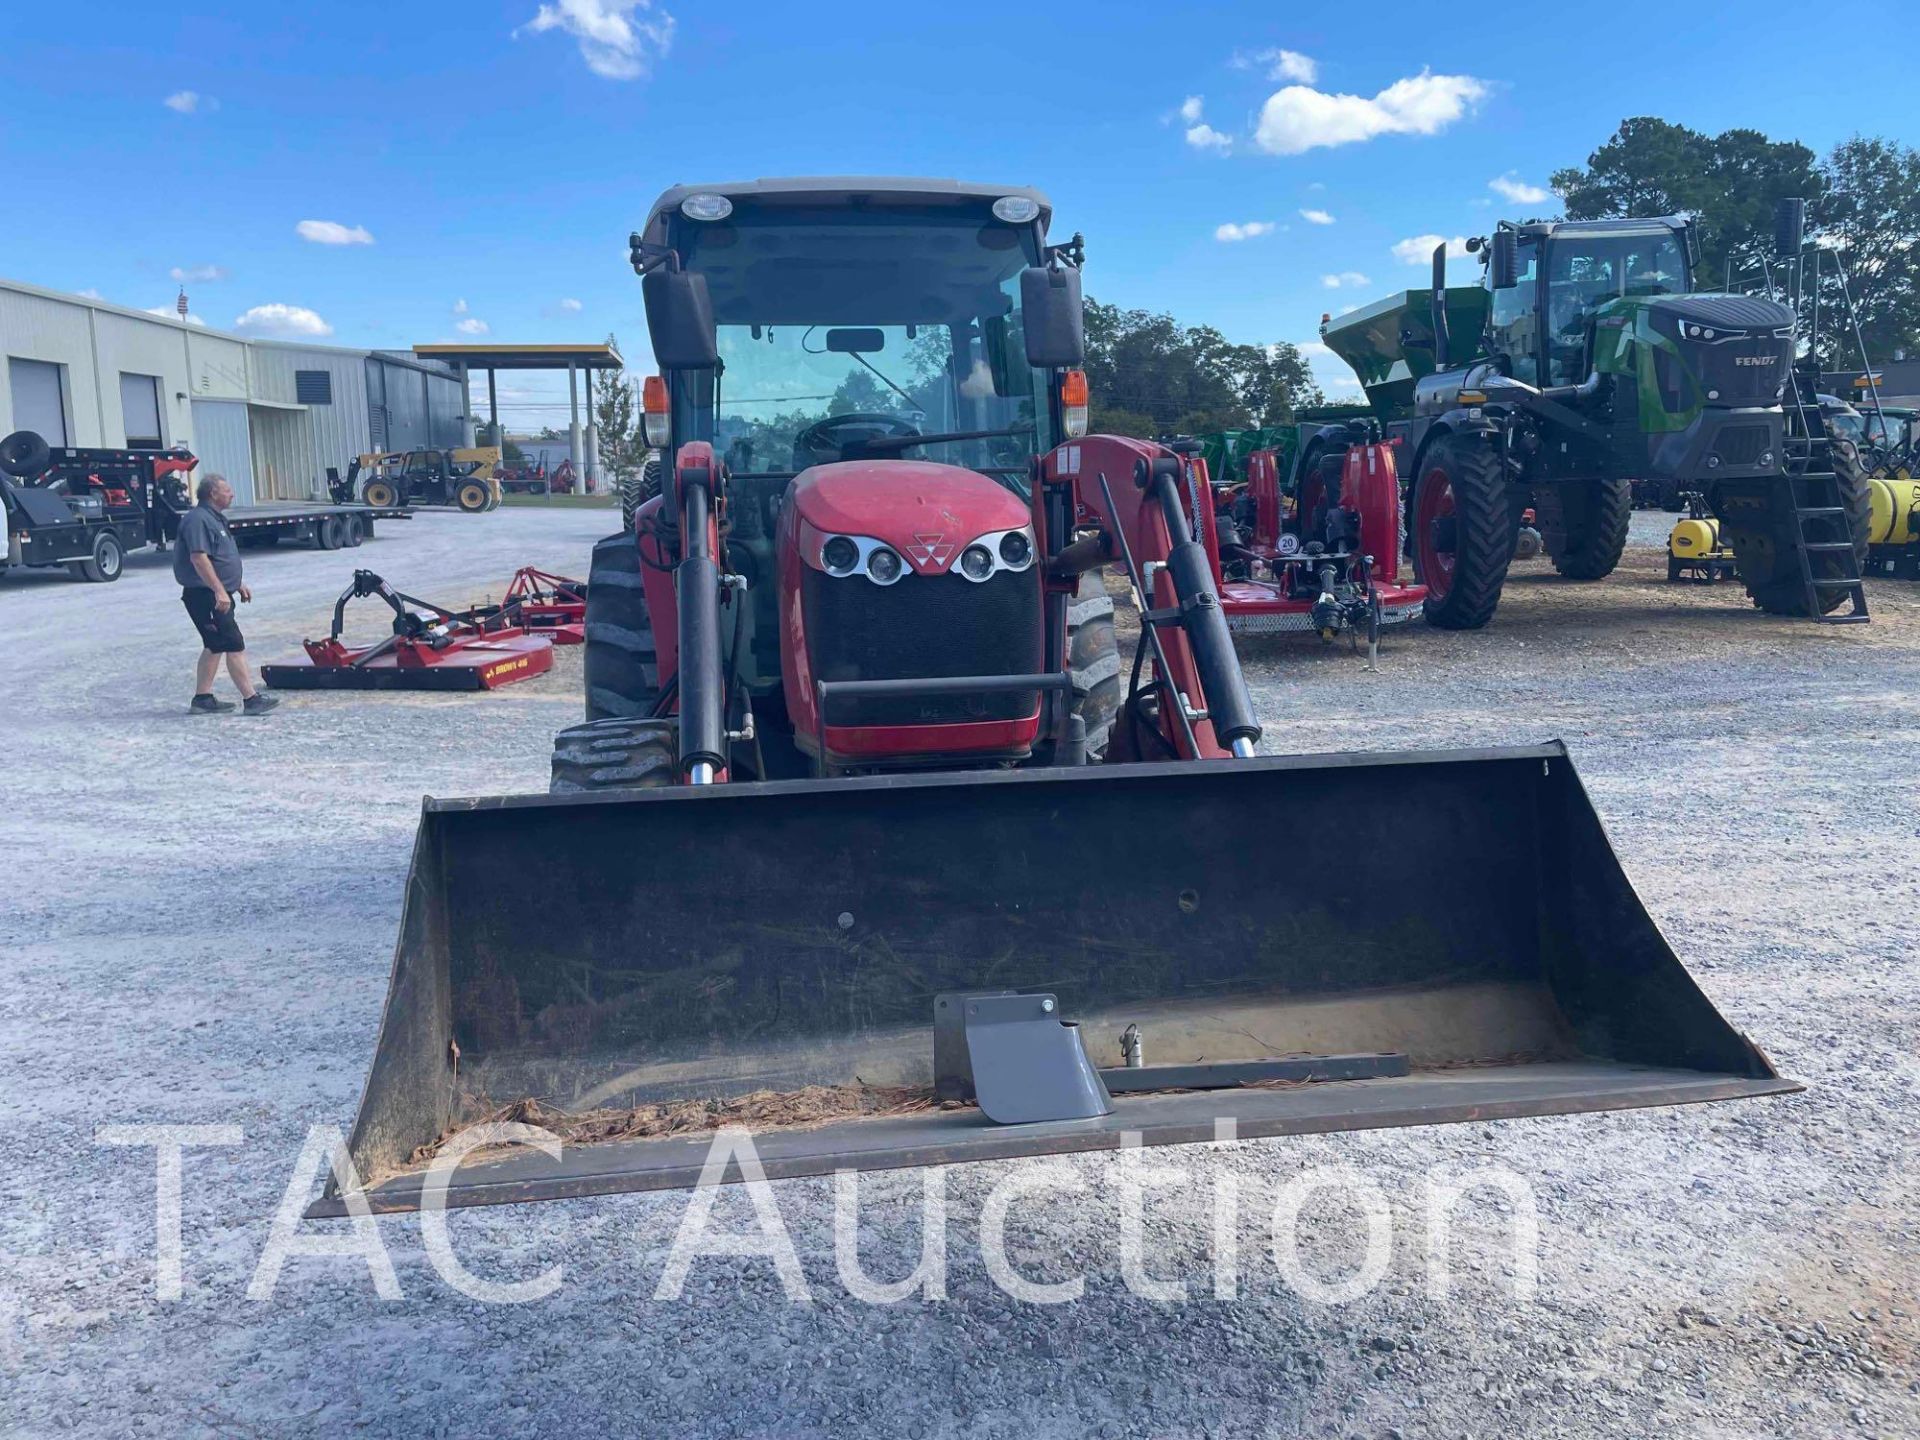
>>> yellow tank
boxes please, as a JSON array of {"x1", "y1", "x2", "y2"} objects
[
  {"x1": 1867, "y1": 477, "x2": 1920, "y2": 547},
  {"x1": 1669, "y1": 515, "x2": 1724, "y2": 560}
]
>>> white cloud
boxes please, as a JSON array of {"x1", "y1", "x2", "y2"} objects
[
  {"x1": 1215, "y1": 221, "x2": 1277, "y2": 243},
  {"x1": 145, "y1": 306, "x2": 207, "y2": 326},
  {"x1": 453, "y1": 298, "x2": 469, "y2": 315},
  {"x1": 296, "y1": 220, "x2": 374, "y2": 246},
  {"x1": 1300, "y1": 208, "x2": 1335, "y2": 225},
  {"x1": 515, "y1": 0, "x2": 675, "y2": 81},
  {"x1": 1321, "y1": 271, "x2": 1370, "y2": 288},
  {"x1": 163, "y1": 91, "x2": 214, "y2": 114},
  {"x1": 559, "y1": 297, "x2": 583, "y2": 312},
  {"x1": 455, "y1": 317, "x2": 491, "y2": 336},
  {"x1": 169, "y1": 264, "x2": 229, "y2": 284},
  {"x1": 1186, "y1": 123, "x2": 1233, "y2": 154},
  {"x1": 1233, "y1": 47, "x2": 1318, "y2": 84},
  {"x1": 77, "y1": 288, "x2": 104, "y2": 300},
  {"x1": 1179, "y1": 94, "x2": 1204, "y2": 123},
  {"x1": 1392, "y1": 234, "x2": 1473, "y2": 265},
  {"x1": 1253, "y1": 69, "x2": 1487, "y2": 155},
  {"x1": 1489, "y1": 172, "x2": 1550, "y2": 206},
  {"x1": 233, "y1": 303, "x2": 333, "y2": 338}
]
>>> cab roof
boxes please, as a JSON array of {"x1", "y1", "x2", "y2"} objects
[{"x1": 640, "y1": 177, "x2": 1052, "y2": 244}]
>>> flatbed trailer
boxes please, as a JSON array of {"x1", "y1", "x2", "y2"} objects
[{"x1": 0, "y1": 434, "x2": 409, "y2": 583}]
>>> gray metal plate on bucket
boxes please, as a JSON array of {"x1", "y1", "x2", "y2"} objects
[{"x1": 315, "y1": 741, "x2": 1799, "y2": 1217}]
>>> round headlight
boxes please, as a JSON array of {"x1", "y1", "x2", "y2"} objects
[
  {"x1": 991, "y1": 195, "x2": 1041, "y2": 224},
  {"x1": 960, "y1": 545, "x2": 995, "y2": 581},
  {"x1": 821, "y1": 535, "x2": 858, "y2": 574},
  {"x1": 680, "y1": 192, "x2": 734, "y2": 222},
  {"x1": 997, "y1": 530, "x2": 1032, "y2": 568},
  {"x1": 867, "y1": 547, "x2": 902, "y2": 584}
]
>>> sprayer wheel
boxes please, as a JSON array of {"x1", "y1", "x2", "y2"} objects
[
  {"x1": 583, "y1": 531, "x2": 660, "y2": 720},
  {"x1": 1546, "y1": 477, "x2": 1632, "y2": 580},
  {"x1": 1731, "y1": 445, "x2": 1871, "y2": 616},
  {"x1": 550, "y1": 716, "x2": 678, "y2": 794},
  {"x1": 1067, "y1": 571, "x2": 1122, "y2": 760},
  {"x1": 1412, "y1": 433, "x2": 1511, "y2": 630}
]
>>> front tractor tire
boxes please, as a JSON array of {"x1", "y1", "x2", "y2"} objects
[
  {"x1": 1067, "y1": 572, "x2": 1122, "y2": 760},
  {"x1": 582, "y1": 531, "x2": 660, "y2": 720},
  {"x1": 550, "y1": 716, "x2": 678, "y2": 794},
  {"x1": 1541, "y1": 477, "x2": 1632, "y2": 580},
  {"x1": 455, "y1": 479, "x2": 492, "y2": 514},
  {"x1": 620, "y1": 454, "x2": 664, "y2": 534},
  {"x1": 1411, "y1": 433, "x2": 1512, "y2": 630}
]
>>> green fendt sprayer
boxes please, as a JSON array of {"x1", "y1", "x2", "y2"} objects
[{"x1": 1317, "y1": 206, "x2": 1870, "y2": 628}]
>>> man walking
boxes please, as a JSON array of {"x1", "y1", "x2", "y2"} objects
[{"x1": 176, "y1": 473, "x2": 278, "y2": 715}]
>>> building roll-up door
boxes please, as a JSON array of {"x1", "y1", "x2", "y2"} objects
[
  {"x1": 189, "y1": 399, "x2": 256, "y2": 506},
  {"x1": 120, "y1": 373, "x2": 164, "y2": 448},
  {"x1": 8, "y1": 358, "x2": 68, "y2": 446}
]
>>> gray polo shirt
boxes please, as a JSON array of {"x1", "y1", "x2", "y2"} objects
[{"x1": 174, "y1": 504, "x2": 242, "y2": 590}]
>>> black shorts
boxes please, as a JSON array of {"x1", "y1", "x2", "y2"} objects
[{"x1": 182, "y1": 587, "x2": 246, "y2": 653}]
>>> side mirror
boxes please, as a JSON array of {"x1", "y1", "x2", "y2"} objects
[
  {"x1": 1489, "y1": 230, "x2": 1520, "y2": 291},
  {"x1": 1020, "y1": 265, "x2": 1085, "y2": 368},
  {"x1": 1773, "y1": 198, "x2": 1805, "y2": 260},
  {"x1": 642, "y1": 268, "x2": 718, "y2": 370}
]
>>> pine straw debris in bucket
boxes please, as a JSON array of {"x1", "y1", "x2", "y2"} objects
[{"x1": 409, "y1": 1083, "x2": 956, "y2": 1168}]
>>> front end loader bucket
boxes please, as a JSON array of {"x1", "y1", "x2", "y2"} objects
[{"x1": 314, "y1": 743, "x2": 1795, "y2": 1216}]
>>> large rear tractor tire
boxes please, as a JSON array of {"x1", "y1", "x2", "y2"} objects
[
  {"x1": 1411, "y1": 433, "x2": 1512, "y2": 630},
  {"x1": 1730, "y1": 445, "x2": 1871, "y2": 616},
  {"x1": 583, "y1": 531, "x2": 660, "y2": 720},
  {"x1": 1067, "y1": 571, "x2": 1122, "y2": 760},
  {"x1": 550, "y1": 716, "x2": 678, "y2": 794},
  {"x1": 1543, "y1": 477, "x2": 1632, "y2": 580}
]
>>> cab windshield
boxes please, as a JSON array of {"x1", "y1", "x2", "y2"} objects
[
  {"x1": 670, "y1": 204, "x2": 1051, "y2": 477},
  {"x1": 1545, "y1": 229, "x2": 1690, "y2": 384}
]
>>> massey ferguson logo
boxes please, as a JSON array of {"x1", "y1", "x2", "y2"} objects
[
  {"x1": 904, "y1": 533, "x2": 954, "y2": 569},
  {"x1": 1733, "y1": 356, "x2": 1777, "y2": 367}
]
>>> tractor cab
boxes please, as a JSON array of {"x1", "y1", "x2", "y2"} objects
[
  {"x1": 630, "y1": 181, "x2": 1077, "y2": 763},
  {"x1": 1483, "y1": 217, "x2": 1694, "y2": 388}
]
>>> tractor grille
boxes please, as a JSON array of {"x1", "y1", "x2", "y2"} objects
[
  {"x1": 1713, "y1": 425, "x2": 1770, "y2": 467},
  {"x1": 803, "y1": 567, "x2": 1042, "y2": 727}
]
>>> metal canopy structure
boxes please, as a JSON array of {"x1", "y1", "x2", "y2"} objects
[{"x1": 412, "y1": 342, "x2": 627, "y2": 492}]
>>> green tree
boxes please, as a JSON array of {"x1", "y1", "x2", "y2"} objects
[
  {"x1": 1554, "y1": 120, "x2": 1920, "y2": 363},
  {"x1": 1812, "y1": 137, "x2": 1920, "y2": 364},
  {"x1": 1551, "y1": 117, "x2": 1820, "y2": 288},
  {"x1": 1081, "y1": 301, "x2": 1321, "y2": 437},
  {"x1": 593, "y1": 334, "x2": 648, "y2": 482}
]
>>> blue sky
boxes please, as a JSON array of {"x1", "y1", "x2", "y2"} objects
[{"x1": 3, "y1": 1, "x2": 1915, "y2": 422}]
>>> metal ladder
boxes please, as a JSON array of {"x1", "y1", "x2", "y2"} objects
[{"x1": 1788, "y1": 466, "x2": 1869, "y2": 623}]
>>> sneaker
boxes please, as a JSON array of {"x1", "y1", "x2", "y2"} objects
[
  {"x1": 191, "y1": 693, "x2": 235, "y2": 714},
  {"x1": 242, "y1": 693, "x2": 281, "y2": 715}
]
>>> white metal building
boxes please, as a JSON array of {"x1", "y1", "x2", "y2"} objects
[{"x1": 1, "y1": 279, "x2": 467, "y2": 504}]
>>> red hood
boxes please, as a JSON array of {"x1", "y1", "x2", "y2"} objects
[{"x1": 788, "y1": 460, "x2": 1030, "y2": 577}]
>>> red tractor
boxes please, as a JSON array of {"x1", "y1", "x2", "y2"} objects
[{"x1": 316, "y1": 179, "x2": 1792, "y2": 1216}]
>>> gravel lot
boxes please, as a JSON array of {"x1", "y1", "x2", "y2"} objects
[{"x1": 3, "y1": 505, "x2": 1916, "y2": 1439}]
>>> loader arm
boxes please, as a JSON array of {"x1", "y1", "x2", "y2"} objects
[{"x1": 1040, "y1": 434, "x2": 1261, "y2": 760}]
